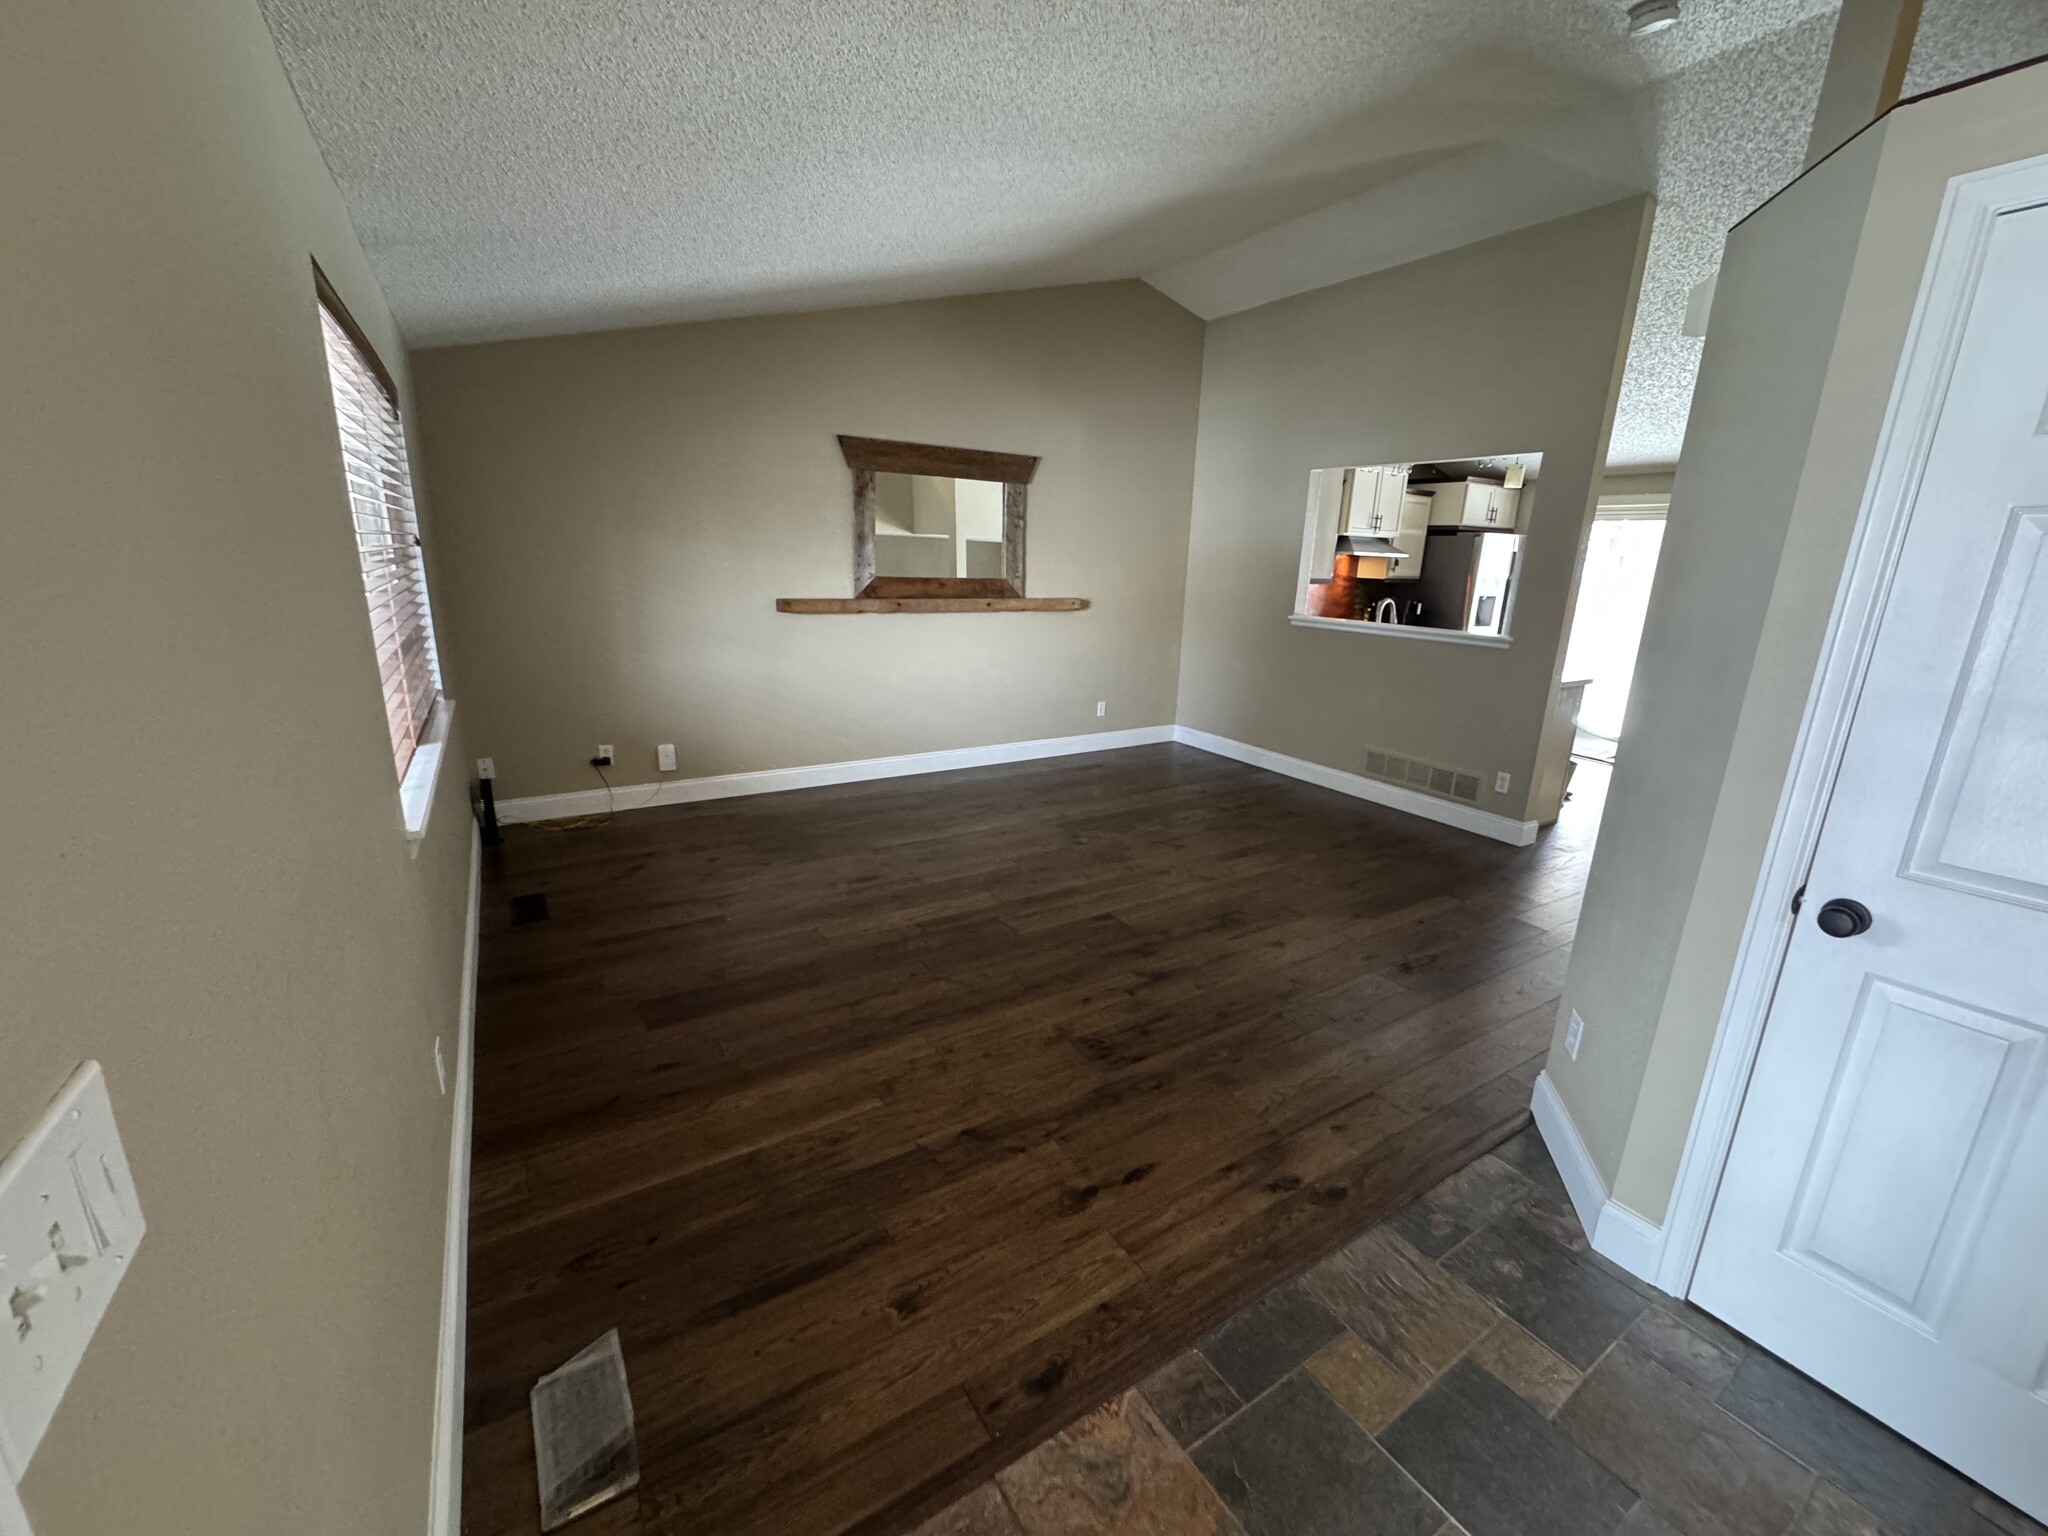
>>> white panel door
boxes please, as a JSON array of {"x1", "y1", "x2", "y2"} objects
[{"x1": 1693, "y1": 200, "x2": 2048, "y2": 1520}]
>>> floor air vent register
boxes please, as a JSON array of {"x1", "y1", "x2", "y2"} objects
[
  {"x1": 1362, "y1": 748, "x2": 1483, "y2": 804},
  {"x1": 530, "y1": 1329, "x2": 640, "y2": 1530}
]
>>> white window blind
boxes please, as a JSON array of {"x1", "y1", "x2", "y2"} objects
[{"x1": 317, "y1": 298, "x2": 442, "y2": 779}]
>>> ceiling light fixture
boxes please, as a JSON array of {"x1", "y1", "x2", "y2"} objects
[{"x1": 1627, "y1": 0, "x2": 1680, "y2": 36}]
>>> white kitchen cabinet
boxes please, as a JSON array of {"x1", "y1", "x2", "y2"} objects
[
  {"x1": 1422, "y1": 479, "x2": 1519, "y2": 530},
  {"x1": 1341, "y1": 469, "x2": 1431, "y2": 582},
  {"x1": 1383, "y1": 491, "x2": 1433, "y2": 581},
  {"x1": 1306, "y1": 467, "x2": 1346, "y2": 583},
  {"x1": 1341, "y1": 466, "x2": 1409, "y2": 536}
]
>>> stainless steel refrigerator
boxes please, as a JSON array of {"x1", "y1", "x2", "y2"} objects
[{"x1": 1414, "y1": 529, "x2": 1522, "y2": 636}]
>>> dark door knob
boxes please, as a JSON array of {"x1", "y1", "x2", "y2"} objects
[{"x1": 1816, "y1": 898, "x2": 1872, "y2": 938}]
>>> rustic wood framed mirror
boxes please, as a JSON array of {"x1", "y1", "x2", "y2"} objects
[{"x1": 776, "y1": 436, "x2": 1087, "y2": 613}]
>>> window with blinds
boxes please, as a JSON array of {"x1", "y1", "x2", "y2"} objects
[{"x1": 315, "y1": 276, "x2": 442, "y2": 780}]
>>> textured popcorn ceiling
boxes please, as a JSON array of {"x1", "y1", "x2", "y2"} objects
[
  {"x1": 262, "y1": 0, "x2": 2047, "y2": 467},
  {"x1": 1607, "y1": 13, "x2": 1834, "y2": 467},
  {"x1": 1905, "y1": 0, "x2": 2048, "y2": 95},
  {"x1": 1605, "y1": 0, "x2": 2048, "y2": 466}
]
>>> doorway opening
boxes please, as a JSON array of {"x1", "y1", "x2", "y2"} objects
[{"x1": 1563, "y1": 488, "x2": 1669, "y2": 765}]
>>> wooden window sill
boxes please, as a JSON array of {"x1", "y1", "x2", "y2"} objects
[{"x1": 776, "y1": 597, "x2": 1089, "y2": 613}]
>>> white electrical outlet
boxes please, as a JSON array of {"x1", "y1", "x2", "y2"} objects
[
  {"x1": 476, "y1": 757, "x2": 496, "y2": 781},
  {"x1": 595, "y1": 745, "x2": 614, "y2": 766},
  {"x1": 1564, "y1": 1009, "x2": 1586, "y2": 1060},
  {"x1": 1095, "y1": 701, "x2": 1107, "y2": 718},
  {"x1": 0, "y1": 1063, "x2": 146, "y2": 1482},
  {"x1": 1494, "y1": 771, "x2": 1512, "y2": 794},
  {"x1": 657, "y1": 744, "x2": 677, "y2": 773}
]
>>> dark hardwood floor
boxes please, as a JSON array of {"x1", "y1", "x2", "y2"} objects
[{"x1": 461, "y1": 744, "x2": 1604, "y2": 1536}]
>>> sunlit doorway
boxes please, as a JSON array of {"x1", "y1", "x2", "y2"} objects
[{"x1": 1563, "y1": 488, "x2": 1668, "y2": 764}]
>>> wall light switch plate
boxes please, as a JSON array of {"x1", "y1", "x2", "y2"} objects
[
  {"x1": 1564, "y1": 1010, "x2": 1586, "y2": 1060},
  {"x1": 1095, "y1": 701, "x2": 1107, "y2": 718},
  {"x1": 1494, "y1": 771, "x2": 1512, "y2": 794},
  {"x1": 0, "y1": 1063, "x2": 145, "y2": 1482},
  {"x1": 657, "y1": 744, "x2": 677, "y2": 773}
]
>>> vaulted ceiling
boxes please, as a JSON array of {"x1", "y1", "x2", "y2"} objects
[{"x1": 261, "y1": 0, "x2": 2044, "y2": 466}]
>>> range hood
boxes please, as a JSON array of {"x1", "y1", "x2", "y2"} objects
[{"x1": 1335, "y1": 533, "x2": 1411, "y2": 560}]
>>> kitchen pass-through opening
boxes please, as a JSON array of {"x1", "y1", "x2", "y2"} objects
[{"x1": 1294, "y1": 454, "x2": 1540, "y2": 641}]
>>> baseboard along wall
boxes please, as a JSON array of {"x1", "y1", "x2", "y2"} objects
[
  {"x1": 494, "y1": 724, "x2": 1539, "y2": 846},
  {"x1": 428, "y1": 826, "x2": 482, "y2": 1536},
  {"x1": 494, "y1": 725, "x2": 1178, "y2": 823},
  {"x1": 1530, "y1": 1069, "x2": 1667, "y2": 1289},
  {"x1": 1170, "y1": 727, "x2": 1539, "y2": 846}
]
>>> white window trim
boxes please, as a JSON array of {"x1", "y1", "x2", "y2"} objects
[
  {"x1": 399, "y1": 696, "x2": 456, "y2": 849},
  {"x1": 1286, "y1": 613, "x2": 1512, "y2": 648}
]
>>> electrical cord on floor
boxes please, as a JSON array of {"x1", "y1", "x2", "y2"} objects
[{"x1": 532, "y1": 758, "x2": 619, "y2": 832}]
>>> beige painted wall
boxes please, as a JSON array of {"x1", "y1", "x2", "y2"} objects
[
  {"x1": 1547, "y1": 61, "x2": 2048, "y2": 1218},
  {"x1": 412, "y1": 283, "x2": 1205, "y2": 800},
  {"x1": 1174, "y1": 198, "x2": 1655, "y2": 823},
  {"x1": 1547, "y1": 133, "x2": 1886, "y2": 1190},
  {"x1": 1, "y1": 2, "x2": 473, "y2": 1532}
]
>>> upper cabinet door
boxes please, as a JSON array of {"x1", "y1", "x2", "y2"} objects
[
  {"x1": 1421, "y1": 479, "x2": 1523, "y2": 529},
  {"x1": 1341, "y1": 469, "x2": 1374, "y2": 534},
  {"x1": 1372, "y1": 469, "x2": 1408, "y2": 533},
  {"x1": 1462, "y1": 484, "x2": 1519, "y2": 529},
  {"x1": 1342, "y1": 467, "x2": 1410, "y2": 534},
  {"x1": 1425, "y1": 482, "x2": 1468, "y2": 526},
  {"x1": 1384, "y1": 492, "x2": 1433, "y2": 582},
  {"x1": 1425, "y1": 481, "x2": 1498, "y2": 527},
  {"x1": 1307, "y1": 468, "x2": 1345, "y2": 582}
]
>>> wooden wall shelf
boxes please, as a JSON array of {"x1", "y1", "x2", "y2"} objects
[{"x1": 776, "y1": 596, "x2": 1089, "y2": 614}]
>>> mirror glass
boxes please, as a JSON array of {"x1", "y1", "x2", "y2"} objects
[
  {"x1": 1295, "y1": 453, "x2": 1540, "y2": 639},
  {"x1": 873, "y1": 473, "x2": 1007, "y2": 579}
]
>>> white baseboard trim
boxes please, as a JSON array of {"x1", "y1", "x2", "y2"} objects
[
  {"x1": 1530, "y1": 1070, "x2": 1667, "y2": 1288},
  {"x1": 1170, "y1": 726, "x2": 1539, "y2": 846},
  {"x1": 496, "y1": 725, "x2": 1178, "y2": 823},
  {"x1": 1592, "y1": 1198, "x2": 1668, "y2": 1284},
  {"x1": 494, "y1": 721, "x2": 1539, "y2": 849},
  {"x1": 1530, "y1": 1069, "x2": 1609, "y2": 1236},
  {"x1": 428, "y1": 825, "x2": 481, "y2": 1536}
]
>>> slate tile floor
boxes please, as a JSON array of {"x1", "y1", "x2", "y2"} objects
[{"x1": 909, "y1": 1127, "x2": 2046, "y2": 1536}]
